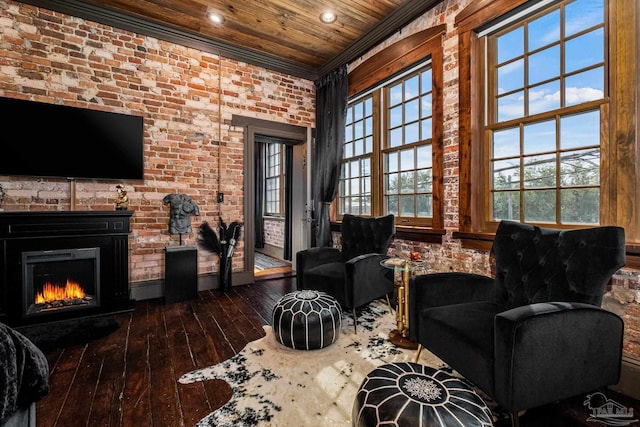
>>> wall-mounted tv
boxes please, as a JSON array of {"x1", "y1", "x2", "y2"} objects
[{"x1": 0, "y1": 97, "x2": 144, "y2": 181}]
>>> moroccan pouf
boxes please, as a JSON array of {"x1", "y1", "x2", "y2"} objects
[
  {"x1": 352, "y1": 362, "x2": 493, "y2": 427},
  {"x1": 272, "y1": 290, "x2": 342, "y2": 350}
]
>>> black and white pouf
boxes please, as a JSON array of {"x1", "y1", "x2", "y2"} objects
[
  {"x1": 272, "y1": 290, "x2": 342, "y2": 350},
  {"x1": 352, "y1": 362, "x2": 493, "y2": 427}
]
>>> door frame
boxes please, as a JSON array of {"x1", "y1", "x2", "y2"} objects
[{"x1": 232, "y1": 115, "x2": 311, "y2": 283}]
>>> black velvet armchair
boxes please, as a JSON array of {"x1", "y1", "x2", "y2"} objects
[
  {"x1": 296, "y1": 214, "x2": 395, "y2": 331},
  {"x1": 409, "y1": 220, "x2": 626, "y2": 425}
]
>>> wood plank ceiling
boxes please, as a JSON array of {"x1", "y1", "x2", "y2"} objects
[{"x1": 18, "y1": 0, "x2": 444, "y2": 80}]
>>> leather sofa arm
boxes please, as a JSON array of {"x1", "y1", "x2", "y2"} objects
[
  {"x1": 493, "y1": 302, "x2": 624, "y2": 412},
  {"x1": 296, "y1": 247, "x2": 341, "y2": 290}
]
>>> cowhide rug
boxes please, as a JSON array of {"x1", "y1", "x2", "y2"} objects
[{"x1": 178, "y1": 299, "x2": 502, "y2": 426}]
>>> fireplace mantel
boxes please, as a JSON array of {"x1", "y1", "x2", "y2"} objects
[{"x1": 0, "y1": 210, "x2": 135, "y2": 326}]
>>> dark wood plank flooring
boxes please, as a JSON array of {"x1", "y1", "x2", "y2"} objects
[{"x1": 36, "y1": 276, "x2": 640, "y2": 427}]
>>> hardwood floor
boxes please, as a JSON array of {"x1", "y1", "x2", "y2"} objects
[{"x1": 35, "y1": 276, "x2": 640, "y2": 427}]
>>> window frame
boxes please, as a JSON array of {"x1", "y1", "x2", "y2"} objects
[
  {"x1": 455, "y1": 0, "x2": 639, "y2": 250},
  {"x1": 264, "y1": 142, "x2": 284, "y2": 217},
  {"x1": 340, "y1": 26, "x2": 446, "y2": 234}
]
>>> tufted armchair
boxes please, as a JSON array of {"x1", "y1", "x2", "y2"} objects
[
  {"x1": 409, "y1": 220, "x2": 626, "y2": 426},
  {"x1": 296, "y1": 214, "x2": 395, "y2": 331}
]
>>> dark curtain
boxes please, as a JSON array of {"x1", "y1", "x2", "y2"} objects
[
  {"x1": 254, "y1": 140, "x2": 265, "y2": 248},
  {"x1": 283, "y1": 145, "x2": 293, "y2": 260},
  {"x1": 313, "y1": 65, "x2": 348, "y2": 247}
]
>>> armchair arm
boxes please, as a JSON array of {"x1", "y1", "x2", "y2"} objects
[
  {"x1": 493, "y1": 302, "x2": 624, "y2": 412},
  {"x1": 408, "y1": 273, "x2": 494, "y2": 341},
  {"x1": 296, "y1": 247, "x2": 341, "y2": 290},
  {"x1": 345, "y1": 253, "x2": 393, "y2": 309}
]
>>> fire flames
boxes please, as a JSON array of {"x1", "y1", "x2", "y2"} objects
[{"x1": 35, "y1": 280, "x2": 85, "y2": 304}]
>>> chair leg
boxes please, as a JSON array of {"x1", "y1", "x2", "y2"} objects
[
  {"x1": 352, "y1": 309, "x2": 357, "y2": 333},
  {"x1": 510, "y1": 411, "x2": 521, "y2": 427},
  {"x1": 385, "y1": 294, "x2": 393, "y2": 313},
  {"x1": 413, "y1": 344, "x2": 423, "y2": 363}
]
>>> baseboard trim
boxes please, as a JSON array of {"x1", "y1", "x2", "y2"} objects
[{"x1": 130, "y1": 271, "x2": 254, "y2": 301}]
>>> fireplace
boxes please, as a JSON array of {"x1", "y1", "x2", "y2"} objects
[
  {"x1": 0, "y1": 211, "x2": 134, "y2": 326},
  {"x1": 22, "y1": 247, "x2": 101, "y2": 318}
]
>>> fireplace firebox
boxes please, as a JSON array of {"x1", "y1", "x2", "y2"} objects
[
  {"x1": 22, "y1": 247, "x2": 101, "y2": 318},
  {"x1": 0, "y1": 211, "x2": 134, "y2": 327}
]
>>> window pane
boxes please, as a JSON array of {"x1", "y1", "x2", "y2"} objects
[
  {"x1": 420, "y1": 93, "x2": 432, "y2": 118},
  {"x1": 389, "y1": 128, "x2": 402, "y2": 147},
  {"x1": 405, "y1": 76, "x2": 419, "y2": 99},
  {"x1": 417, "y1": 170, "x2": 432, "y2": 192},
  {"x1": 421, "y1": 69, "x2": 432, "y2": 93},
  {"x1": 528, "y1": 9, "x2": 560, "y2": 51},
  {"x1": 386, "y1": 173, "x2": 399, "y2": 192},
  {"x1": 565, "y1": 28, "x2": 604, "y2": 73},
  {"x1": 565, "y1": 0, "x2": 604, "y2": 38},
  {"x1": 416, "y1": 194, "x2": 432, "y2": 217},
  {"x1": 560, "y1": 148, "x2": 599, "y2": 186},
  {"x1": 497, "y1": 26, "x2": 524, "y2": 63},
  {"x1": 405, "y1": 122, "x2": 420, "y2": 144},
  {"x1": 364, "y1": 98, "x2": 373, "y2": 116},
  {"x1": 493, "y1": 127, "x2": 520, "y2": 159},
  {"x1": 523, "y1": 119, "x2": 556, "y2": 155},
  {"x1": 493, "y1": 159, "x2": 519, "y2": 189},
  {"x1": 417, "y1": 145, "x2": 432, "y2": 168},
  {"x1": 386, "y1": 196, "x2": 398, "y2": 215},
  {"x1": 386, "y1": 152, "x2": 398, "y2": 173},
  {"x1": 497, "y1": 59, "x2": 524, "y2": 94},
  {"x1": 400, "y1": 149, "x2": 414, "y2": 171},
  {"x1": 400, "y1": 195, "x2": 414, "y2": 216},
  {"x1": 421, "y1": 118, "x2": 432, "y2": 140},
  {"x1": 528, "y1": 45, "x2": 560, "y2": 85},
  {"x1": 497, "y1": 90, "x2": 524, "y2": 122},
  {"x1": 493, "y1": 191, "x2": 520, "y2": 220},
  {"x1": 528, "y1": 80, "x2": 560, "y2": 115},
  {"x1": 400, "y1": 171, "x2": 414, "y2": 193},
  {"x1": 390, "y1": 105, "x2": 403, "y2": 127},
  {"x1": 560, "y1": 110, "x2": 599, "y2": 149},
  {"x1": 524, "y1": 189, "x2": 555, "y2": 222},
  {"x1": 389, "y1": 83, "x2": 403, "y2": 106},
  {"x1": 560, "y1": 188, "x2": 599, "y2": 223},
  {"x1": 354, "y1": 102, "x2": 363, "y2": 120},
  {"x1": 565, "y1": 67, "x2": 604, "y2": 106},
  {"x1": 405, "y1": 99, "x2": 419, "y2": 122},
  {"x1": 523, "y1": 153, "x2": 556, "y2": 188}
]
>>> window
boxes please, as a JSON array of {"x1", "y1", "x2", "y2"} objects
[
  {"x1": 265, "y1": 142, "x2": 283, "y2": 216},
  {"x1": 486, "y1": 0, "x2": 605, "y2": 225},
  {"x1": 339, "y1": 64, "x2": 437, "y2": 227}
]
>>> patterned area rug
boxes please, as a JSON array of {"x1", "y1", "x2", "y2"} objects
[
  {"x1": 254, "y1": 252, "x2": 289, "y2": 270},
  {"x1": 178, "y1": 299, "x2": 505, "y2": 426}
]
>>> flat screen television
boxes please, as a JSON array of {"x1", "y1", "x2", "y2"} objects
[{"x1": 0, "y1": 97, "x2": 144, "y2": 181}]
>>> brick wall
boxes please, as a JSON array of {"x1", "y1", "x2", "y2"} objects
[
  {"x1": 0, "y1": 0, "x2": 314, "y2": 286},
  {"x1": 263, "y1": 217, "x2": 285, "y2": 248}
]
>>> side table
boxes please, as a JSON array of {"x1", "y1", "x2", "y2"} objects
[{"x1": 380, "y1": 257, "x2": 427, "y2": 349}]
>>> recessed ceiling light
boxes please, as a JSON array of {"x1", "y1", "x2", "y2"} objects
[
  {"x1": 209, "y1": 12, "x2": 224, "y2": 24},
  {"x1": 319, "y1": 11, "x2": 337, "y2": 24}
]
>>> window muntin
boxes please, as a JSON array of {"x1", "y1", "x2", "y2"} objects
[
  {"x1": 265, "y1": 142, "x2": 283, "y2": 216},
  {"x1": 488, "y1": 0, "x2": 605, "y2": 225}
]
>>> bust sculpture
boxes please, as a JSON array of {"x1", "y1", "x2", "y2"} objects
[{"x1": 163, "y1": 193, "x2": 200, "y2": 235}]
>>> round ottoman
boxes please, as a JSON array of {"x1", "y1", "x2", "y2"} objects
[
  {"x1": 272, "y1": 290, "x2": 342, "y2": 350},
  {"x1": 352, "y1": 362, "x2": 493, "y2": 427}
]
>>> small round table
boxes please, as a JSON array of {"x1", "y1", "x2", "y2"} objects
[
  {"x1": 352, "y1": 362, "x2": 493, "y2": 427},
  {"x1": 272, "y1": 290, "x2": 342, "y2": 350},
  {"x1": 380, "y1": 258, "x2": 427, "y2": 349}
]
